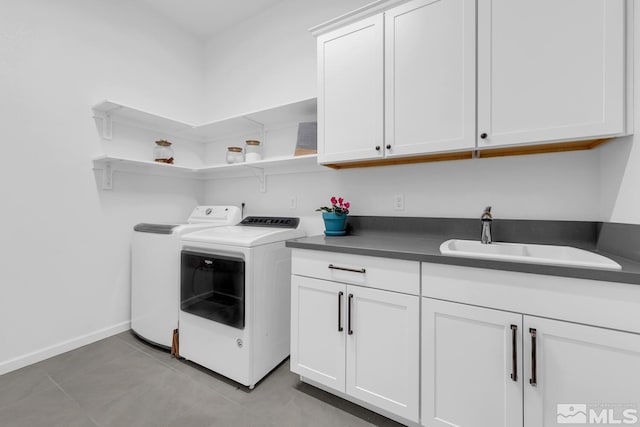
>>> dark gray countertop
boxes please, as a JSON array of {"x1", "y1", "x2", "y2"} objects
[{"x1": 286, "y1": 217, "x2": 640, "y2": 285}]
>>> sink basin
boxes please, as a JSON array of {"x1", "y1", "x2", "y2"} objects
[{"x1": 440, "y1": 239, "x2": 622, "y2": 270}]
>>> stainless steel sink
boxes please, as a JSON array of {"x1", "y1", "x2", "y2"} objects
[{"x1": 440, "y1": 239, "x2": 622, "y2": 270}]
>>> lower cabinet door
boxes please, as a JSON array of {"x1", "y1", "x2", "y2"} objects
[
  {"x1": 290, "y1": 275, "x2": 346, "y2": 392},
  {"x1": 346, "y1": 285, "x2": 420, "y2": 422},
  {"x1": 422, "y1": 298, "x2": 523, "y2": 427},
  {"x1": 524, "y1": 316, "x2": 640, "y2": 427}
]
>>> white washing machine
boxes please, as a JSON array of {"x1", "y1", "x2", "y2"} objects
[
  {"x1": 179, "y1": 216, "x2": 305, "y2": 388},
  {"x1": 131, "y1": 205, "x2": 241, "y2": 348}
]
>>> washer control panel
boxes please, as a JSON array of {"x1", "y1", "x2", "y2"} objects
[{"x1": 188, "y1": 206, "x2": 242, "y2": 223}]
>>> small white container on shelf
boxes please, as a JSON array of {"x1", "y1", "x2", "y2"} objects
[
  {"x1": 244, "y1": 140, "x2": 262, "y2": 162},
  {"x1": 226, "y1": 147, "x2": 244, "y2": 164},
  {"x1": 153, "y1": 140, "x2": 174, "y2": 164}
]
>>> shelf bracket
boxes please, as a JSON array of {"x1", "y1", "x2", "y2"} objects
[
  {"x1": 93, "y1": 112, "x2": 113, "y2": 140},
  {"x1": 242, "y1": 116, "x2": 266, "y2": 142},
  {"x1": 102, "y1": 161, "x2": 113, "y2": 190},
  {"x1": 257, "y1": 169, "x2": 266, "y2": 193},
  {"x1": 246, "y1": 167, "x2": 266, "y2": 193}
]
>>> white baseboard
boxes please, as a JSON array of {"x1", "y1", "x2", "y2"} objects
[{"x1": 0, "y1": 321, "x2": 131, "y2": 376}]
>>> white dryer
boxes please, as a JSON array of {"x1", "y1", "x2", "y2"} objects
[
  {"x1": 131, "y1": 206, "x2": 241, "y2": 348},
  {"x1": 179, "y1": 216, "x2": 305, "y2": 388}
]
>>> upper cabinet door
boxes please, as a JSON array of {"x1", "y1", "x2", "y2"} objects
[
  {"x1": 385, "y1": 0, "x2": 476, "y2": 157},
  {"x1": 477, "y1": 0, "x2": 626, "y2": 149},
  {"x1": 317, "y1": 15, "x2": 384, "y2": 164}
]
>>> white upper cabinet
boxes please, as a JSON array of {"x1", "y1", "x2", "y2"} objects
[
  {"x1": 385, "y1": 0, "x2": 476, "y2": 156},
  {"x1": 477, "y1": 0, "x2": 627, "y2": 149},
  {"x1": 317, "y1": 15, "x2": 384, "y2": 163},
  {"x1": 314, "y1": 0, "x2": 630, "y2": 165}
]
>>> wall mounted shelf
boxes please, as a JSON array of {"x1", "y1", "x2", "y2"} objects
[
  {"x1": 92, "y1": 98, "x2": 317, "y2": 142},
  {"x1": 92, "y1": 101, "x2": 193, "y2": 140},
  {"x1": 92, "y1": 154, "x2": 324, "y2": 190},
  {"x1": 91, "y1": 97, "x2": 321, "y2": 190}
]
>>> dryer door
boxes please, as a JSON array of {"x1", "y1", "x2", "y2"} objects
[{"x1": 180, "y1": 250, "x2": 245, "y2": 329}]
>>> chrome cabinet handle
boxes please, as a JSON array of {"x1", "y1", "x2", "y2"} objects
[
  {"x1": 510, "y1": 324, "x2": 518, "y2": 382},
  {"x1": 348, "y1": 294, "x2": 354, "y2": 335},
  {"x1": 529, "y1": 328, "x2": 537, "y2": 386},
  {"x1": 338, "y1": 291, "x2": 344, "y2": 332},
  {"x1": 328, "y1": 264, "x2": 366, "y2": 274}
]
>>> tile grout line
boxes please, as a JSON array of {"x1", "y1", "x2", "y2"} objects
[
  {"x1": 113, "y1": 335, "x2": 251, "y2": 421},
  {"x1": 114, "y1": 335, "x2": 183, "y2": 373},
  {"x1": 46, "y1": 374, "x2": 100, "y2": 427},
  {"x1": 113, "y1": 334, "x2": 242, "y2": 405}
]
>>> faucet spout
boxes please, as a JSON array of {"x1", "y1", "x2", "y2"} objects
[{"x1": 481, "y1": 206, "x2": 492, "y2": 244}]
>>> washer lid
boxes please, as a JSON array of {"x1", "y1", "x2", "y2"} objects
[
  {"x1": 134, "y1": 223, "x2": 179, "y2": 234},
  {"x1": 181, "y1": 225, "x2": 305, "y2": 247}
]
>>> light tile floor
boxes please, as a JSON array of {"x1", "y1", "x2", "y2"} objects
[{"x1": 0, "y1": 332, "x2": 404, "y2": 427}]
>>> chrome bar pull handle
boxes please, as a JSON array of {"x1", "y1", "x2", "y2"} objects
[
  {"x1": 529, "y1": 328, "x2": 537, "y2": 386},
  {"x1": 510, "y1": 324, "x2": 518, "y2": 382},
  {"x1": 328, "y1": 264, "x2": 366, "y2": 274},
  {"x1": 347, "y1": 294, "x2": 354, "y2": 335},
  {"x1": 337, "y1": 291, "x2": 344, "y2": 332}
]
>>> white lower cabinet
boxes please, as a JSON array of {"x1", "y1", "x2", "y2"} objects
[
  {"x1": 524, "y1": 316, "x2": 640, "y2": 427},
  {"x1": 290, "y1": 275, "x2": 346, "y2": 391},
  {"x1": 346, "y1": 284, "x2": 420, "y2": 420},
  {"x1": 422, "y1": 298, "x2": 523, "y2": 427},
  {"x1": 422, "y1": 297, "x2": 640, "y2": 427},
  {"x1": 291, "y1": 274, "x2": 420, "y2": 423}
]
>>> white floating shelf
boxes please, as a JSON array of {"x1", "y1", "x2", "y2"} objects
[
  {"x1": 92, "y1": 154, "x2": 325, "y2": 189},
  {"x1": 92, "y1": 101, "x2": 194, "y2": 139},
  {"x1": 92, "y1": 155, "x2": 200, "y2": 180},
  {"x1": 188, "y1": 98, "x2": 317, "y2": 141},
  {"x1": 92, "y1": 98, "x2": 317, "y2": 142},
  {"x1": 198, "y1": 154, "x2": 323, "y2": 178}
]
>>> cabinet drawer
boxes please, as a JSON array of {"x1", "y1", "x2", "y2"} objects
[{"x1": 292, "y1": 249, "x2": 419, "y2": 295}]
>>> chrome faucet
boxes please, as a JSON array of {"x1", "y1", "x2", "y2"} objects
[{"x1": 481, "y1": 206, "x2": 492, "y2": 244}]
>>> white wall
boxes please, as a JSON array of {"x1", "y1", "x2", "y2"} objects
[
  {"x1": 203, "y1": 0, "x2": 373, "y2": 120},
  {"x1": 598, "y1": 3, "x2": 640, "y2": 224},
  {"x1": 202, "y1": 0, "x2": 626, "y2": 224},
  {"x1": 206, "y1": 150, "x2": 600, "y2": 226},
  {"x1": 0, "y1": 0, "x2": 205, "y2": 374}
]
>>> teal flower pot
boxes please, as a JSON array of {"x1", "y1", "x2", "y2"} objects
[{"x1": 322, "y1": 212, "x2": 347, "y2": 236}]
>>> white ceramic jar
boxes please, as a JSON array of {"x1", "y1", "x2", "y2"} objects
[
  {"x1": 244, "y1": 140, "x2": 262, "y2": 162},
  {"x1": 226, "y1": 146, "x2": 244, "y2": 164}
]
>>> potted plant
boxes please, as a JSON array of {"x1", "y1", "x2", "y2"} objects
[{"x1": 316, "y1": 196, "x2": 350, "y2": 236}]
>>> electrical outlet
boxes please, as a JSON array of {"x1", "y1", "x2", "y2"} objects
[
  {"x1": 393, "y1": 194, "x2": 404, "y2": 211},
  {"x1": 289, "y1": 196, "x2": 297, "y2": 210}
]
